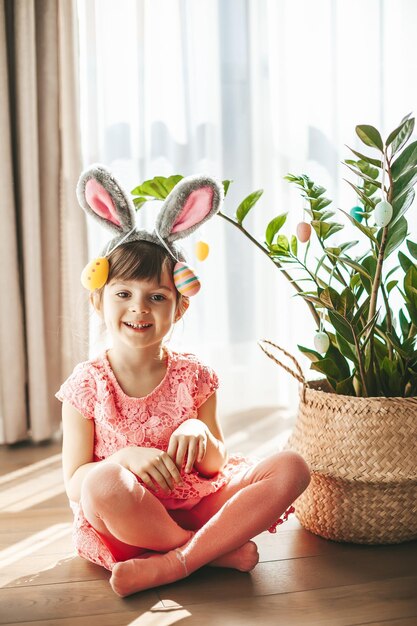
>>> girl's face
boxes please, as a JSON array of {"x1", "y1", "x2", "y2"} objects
[{"x1": 98, "y1": 265, "x2": 180, "y2": 351}]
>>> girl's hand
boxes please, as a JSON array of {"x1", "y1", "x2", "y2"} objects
[
  {"x1": 167, "y1": 419, "x2": 208, "y2": 474},
  {"x1": 123, "y1": 446, "x2": 183, "y2": 494}
]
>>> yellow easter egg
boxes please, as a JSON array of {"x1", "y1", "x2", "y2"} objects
[
  {"x1": 195, "y1": 240, "x2": 210, "y2": 261},
  {"x1": 173, "y1": 262, "x2": 201, "y2": 296},
  {"x1": 81, "y1": 257, "x2": 109, "y2": 291}
]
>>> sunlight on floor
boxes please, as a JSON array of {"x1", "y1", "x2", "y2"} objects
[
  {"x1": 127, "y1": 602, "x2": 192, "y2": 625},
  {"x1": 0, "y1": 453, "x2": 66, "y2": 512},
  {"x1": 0, "y1": 523, "x2": 72, "y2": 570}
]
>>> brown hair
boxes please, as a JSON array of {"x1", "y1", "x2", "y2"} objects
[{"x1": 91, "y1": 240, "x2": 188, "y2": 315}]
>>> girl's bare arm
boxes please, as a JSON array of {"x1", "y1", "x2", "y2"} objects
[{"x1": 193, "y1": 392, "x2": 228, "y2": 477}]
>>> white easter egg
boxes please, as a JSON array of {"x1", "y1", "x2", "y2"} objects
[
  {"x1": 314, "y1": 331, "x2": 330, "y2": 353},
  {"x1": 374, "y1": 200, "x2": 393, "y2": 228}
]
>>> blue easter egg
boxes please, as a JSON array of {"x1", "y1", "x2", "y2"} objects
[{"x1": 350, "y1": 206, "x2": 364, "y2": 223}]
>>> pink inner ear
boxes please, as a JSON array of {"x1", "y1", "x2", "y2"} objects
[
  {"x1": 171, "y1": 186, "x2": 214, "y2": 233},
  {"x1": 85, "y1": 179, "x2": 122, "y2": 227}
]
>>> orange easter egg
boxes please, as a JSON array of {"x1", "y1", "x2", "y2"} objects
[
  {"x1": 195, "y1": 240, "x2": 210, "y2": 261},
  {"x1": 296, "y1": 222, "x2": 312, "y2": 243},
  {"x1": 81, "y1": 257, "x2": 109, "y2": 291},
  {"x1": 173, "y1": 262, "x2": 201, "y2": 296}
]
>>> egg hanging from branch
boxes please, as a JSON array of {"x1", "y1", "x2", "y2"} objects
[
  {"x1": 374, "y1": 200, "x2": 393, "y2": 228},
  {"x1": 296, "y1": 222, "x2": 312, "y2": 243}
]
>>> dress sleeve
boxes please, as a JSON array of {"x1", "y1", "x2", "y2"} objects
[
  {"x1": 55, "y1": 362, "x2": 97, "y2": 420},
  {"x1": 194, "y1": 362, "x2": 219, "y2": 409}
]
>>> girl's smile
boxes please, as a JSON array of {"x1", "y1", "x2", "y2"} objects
[{"x1": 99, "y1": 266, "x2": 179, "y2": 352}]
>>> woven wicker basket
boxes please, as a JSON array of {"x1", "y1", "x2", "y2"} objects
[{"x1": 259, "y1": 340, "x2": 417, "y2": 544}]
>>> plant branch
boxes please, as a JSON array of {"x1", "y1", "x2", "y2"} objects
[
  {"x1": 218, "y1": 211, "x2": 321, "y2": 326},
  {"x1": 380, "y1": 283, "x2": 394, "y2": 360},
  {"x1": 350, "y1": 322, "x2": 368, "y2": 396}
]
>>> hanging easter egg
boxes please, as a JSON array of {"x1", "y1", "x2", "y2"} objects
[
  {"x1": 374, "y1": 200, "x2": 393, "y2": 228},
  {"x1": 350, "y1": 205, "x2": 364, "y2": 223},
  {"x1": 173, "y1": 262, "x2": 201, "y2": 296},
  {"x1": 81, "y1": 257, "x2": 109, "y2": 291},
  {"x1": 296, "y1": 221, "x2": 312, "y2": 243},
  {"x1": 314, "y1": 331, "x2": 330, "y2": 354},
  {"x1": 195, "y1": 240, "x2": 210, "y2": 261}
]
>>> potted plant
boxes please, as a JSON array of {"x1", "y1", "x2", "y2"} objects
[{"x1": 131, "y1": 114, "x2": 417, "y2": 543}]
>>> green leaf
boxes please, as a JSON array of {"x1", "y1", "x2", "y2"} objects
[
  {"x1": 399, "y1": 308, "x2": 411, "y2": 338},
  {"x1": 290, "y1": 235, "x2": 298, "y2": 256},
  {"x1": 355, "y1": 125, "x2": 384, "y2": 151},
  {"x1": 391, "y1": 188, "x2": 415, "y2": 226},
  {"x1": 236, "y1": 189, "x2": 264, "y2": 224},
  {"x1": 222, "y1": 180, "x2": 233, "y2": 197},
  {"x1": 338, "y1": 287, "x2": 355, "y2": 317},
  {"x1": 346, "y1": 145, "x2": 382, "y2": 168},
  {"x1": 131, "y1": 175, "x2": 183, "y2": 199},
  {"x1": 382, "y1": 216, "x2": 408, "y2": 258},
  {"x1": 344, "y1": 180, "x2": 376, "y2": 209},
  {"x1": 406, "y1": 239, "x2": 417, "y2": 260},
  {"x1": 310, "y1": 358, "x2": 343, "y2": 382},
  {"x1": 398, "y1": 251, "x2": 414, "y2": 273},
  {"x1": 326, "y1": 343, "x2": 351, "y2": 379},
  {"x1": 345, "y1": 159, "x2": 379, "y2": 179},
  {"x1": 332, "y1": 255, "x2": 373, "y2": 281},
  {"x1": 132, "y1": 196, "x2": 148, "y2": 209},
  {"x1": 390, "y1": 118, "x2": 415, "y2": 155},
  {"x1": 297, "y1": 344, "x2": 321, "y2": 362},
  {"x1": 319, "y1": 286, "x2": 341, "y2": 310},
  {"x1": 236, "y1": 189, "x2": 263, "y2": 224},
  {"x1": 265, "y1": 213, "x2": 288, "y2": 246},
  {"x1": 335, "y1": 375, "x2": 356, "y2": 396},
  {"x1": 344, "y1": 163, "x2": 383, "y2": 189},
  {"x1": 391, "y1": 166, "x2": 417, "y2": 202},
  {"x1": 311, "y1": 221, "x2": 343, "y2": 241},
  {"x1": 309, "y1": 197, "x2": 332, "y2": 211},
  {"x1": 391, "y1": 141, "x2": 417, "y2": 180},
  {"x1": 404, "y1": 265, "x2": 417, "y2": 305},
  {"x1": 328, "y1": 310, "x2": 355, "y2": 343},
  {"x1": 338, "y1": 208, "x2": 379, "y2": 244},
  {"x1": 336, "y1": 333, "x2": 358, "y2": 365},
  {"x1": 386, "y1": 279, "x2": 398, "y2": 294}
]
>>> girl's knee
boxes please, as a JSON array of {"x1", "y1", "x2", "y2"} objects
[
  {"x1": 276, "y1": 450, "x2": 311, "y2": 494},
  {"x1": 81, "y1": 462, "x2": 140, "y2": 511}
]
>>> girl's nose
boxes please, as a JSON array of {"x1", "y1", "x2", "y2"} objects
[{"x1": 129, "y1": 299, "x2": 149, "y2": 314}]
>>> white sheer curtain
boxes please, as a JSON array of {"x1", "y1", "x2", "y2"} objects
[{"x1": 77, "y1": 0, "x2": 417, "y2": 417}]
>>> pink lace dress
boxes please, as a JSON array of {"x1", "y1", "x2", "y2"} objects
[{"x1": 56, "y1": 347, "x2": 292, "y2": 569}]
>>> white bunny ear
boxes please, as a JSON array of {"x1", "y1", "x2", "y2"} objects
[
  {"x1": 77, "y1": 164, "x2": 136, "y2": 235},
  {"x1": 155, "y1": 174, "x2": 223, "y2": 242}
]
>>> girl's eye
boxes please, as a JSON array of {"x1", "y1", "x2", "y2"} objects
[
  {"x1": 116, "y1": 292, "x2": 130, "y2": 298},
  {"x1": 151, "y1": 294, "x2": 166, "y2": 302}
]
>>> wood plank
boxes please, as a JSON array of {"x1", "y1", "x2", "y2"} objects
[
  {"x1": 155, "y1": 576, "x2": 417, "y2": 625},
  {"x1": 0, "y1": 554, "x2": 108, "y2": 589},
  {"x1": 255, "y1": 528, "x2": 417, "y2": 562},
  {"x1": 0, "y1": 605, "x2": 186, "y2": 626},
  {"x1": 155, "y1": 544, "x2": 417, "y2": 606},
  {"x1": 0, "y1": 580, "x2": 160, "y2": 623}
]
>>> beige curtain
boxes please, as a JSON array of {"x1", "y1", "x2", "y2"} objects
[{"x1": 0, "y1": 0, "x2": 88, "y2": 444}]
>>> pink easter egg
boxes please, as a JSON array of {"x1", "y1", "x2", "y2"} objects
[
  {"x1": 173, "y1": 262, "x2": 201, "y2": 296},
  {"x1": 296, "y1": 222, "x2": 312, "y2": 243}
]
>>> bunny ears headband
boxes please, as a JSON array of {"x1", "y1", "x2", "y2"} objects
[{"x1": 77, "y1": 165, "x2": 224, "y2": 296}]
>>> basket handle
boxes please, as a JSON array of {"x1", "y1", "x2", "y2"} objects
[{"x1": 258, "y1": 339, "x2": 308, "y2": 387}]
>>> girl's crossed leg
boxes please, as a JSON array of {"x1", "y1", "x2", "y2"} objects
[{"x1": 109, "y1": 450, "x2": 311, "y2": 596}]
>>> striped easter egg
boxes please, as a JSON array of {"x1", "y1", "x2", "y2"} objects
[{"x1": 173, "y1": 262, "x2": 201, "y2": 296}]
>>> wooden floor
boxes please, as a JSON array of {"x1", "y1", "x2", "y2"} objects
[{"x1": 1, "y1": 406, "x2": 417, "y2": 626}]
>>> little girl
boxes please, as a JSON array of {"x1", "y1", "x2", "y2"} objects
[{"x1": 55, "y1": 165, "x2": 311, "y2": 597}]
